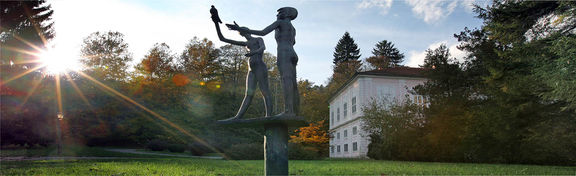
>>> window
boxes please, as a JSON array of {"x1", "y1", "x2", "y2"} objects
[
  {"x1": 352, "y1": 126, "x2": 357, "y2": 135},
  {"x1": 337, "y1": 108, "x2": 340, "y2": 121},
  {"x1": 331, "y1": 111, "x2": 334, "y2": 125},
  {"x1": 343, "y1": 103, "x2": 348, "y2": 118},
  {"x1": 352, "y1": 97, "x2": 357, "y2": 113},
  {"x1": 344, "y1": 130, "x2": 348, "y2": 137},
  {"x1": 331, "y1": 146, "x2": 334, "y2": 153},
  {"x1": 413, "y1": 95, "x2": 425, "y2": 105},
  {"x1": 336, "y1": 108, "x2": 340, "y2": 122},
  {"x1": 337, "y1": 145, "x2": 341, "y2": 152},
  {"x1": 344, "y1": 144, "x2": 348, "y2": 152},
  {"x1": 353, "y1": 142, "x2": 358, "y2": 151},
  {"x1": 337, "y1": 132, "x2": 340, "y2": 139}
]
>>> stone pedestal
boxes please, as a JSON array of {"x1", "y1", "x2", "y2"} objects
[
  {"x1": 264, "y1": 123, "x2": 288, "y2": 175},
  {"x1": 217, "y1": 115, "x2": 305, "y2": 176}
]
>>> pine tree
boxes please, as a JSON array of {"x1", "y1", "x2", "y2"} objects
[
  {"x1": 367, "y1": 40, "x2": 404, "y2": 68},
  {"x1": 1, "y1": 0, "x2": 54, "y2": 71},
  {"x1": 333, "y1": 32, "x2": 361, "y2": 64}
]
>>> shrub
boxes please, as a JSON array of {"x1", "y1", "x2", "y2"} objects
[
  {"x1": 188, "y1": 142, "x2": 211, "y2": 156},
  {"x1": 147, "y1": 139, "x2": 167, "y2": 151},
  {"x1": 224, "y1": 143, "x2": 263, "y2": 160},
  {"x1": 167, "y1": 143, "x2": 186, "y2": 153},
  {"x1": 288, "y1": 143, "x2": 322, "y2": 160}
]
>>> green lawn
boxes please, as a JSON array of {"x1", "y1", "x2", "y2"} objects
[{"x1": 2, "y1": 158, "x2": 575, "y2": 175}]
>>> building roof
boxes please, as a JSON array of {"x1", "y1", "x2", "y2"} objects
[
  {"x1": 358, "y1": 67, "x2": 427, "y2": 78},
  {"x1": 328, "y1": 67, "x2": 427, "y2": 103}
]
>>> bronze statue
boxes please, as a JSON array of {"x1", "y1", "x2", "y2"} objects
[
  {"x1": 211, "y1": 6, "x2": 305, "y2": 175},
  {"x1": 227, "y1": 7, "x2": 300, "y2": 117},
  {"x1": 211, "y1": 7, "x2": 273, "y2": 119}
]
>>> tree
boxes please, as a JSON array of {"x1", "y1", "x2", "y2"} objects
[
  {"x1": 328, "y1": 32, "x2": 363, "y2": 94},
  {"x1": 329, "y1": 60, "x2": 362, "y2": 90},
  {"x1": 361, "y1": 98, "x2": 424, "y2": 160},
  {"x1": 298, "y1": 80, "x2": 329, "y2": 123},
  {"x1": 333, "y1": 32, "x2": 361, "y2": 64},
  {"x1": 367, "y1": 40, "x2": 404, "y2": 68},
  {"x1": 1, "y1": 0, "x2": 54, "y2": 71},
  {"x1": 0, "y1": 0, "x2": 56, "y2": 147},
  {"x1": 80, "y1": 31, "x2": 133, "y2": 81},
  {"x1": 538, "y1": 35, "x2": 576, "y2": 110},
  {"x1": 416, "y1": 44, "x2": 469, "y2": 99},
  {"x1": 290, "y1": 120, "x2": 330, "y2": 157},
  {"x1": 451, "y1": 0, "x2": 576, "y2": 164},
  {"x1": 219, "y1": 44, "x2": 248, "y2": 91},
  {"x1": 179, "y1": 37, "x2": 221, "y2": 82},
  {"x1": 135, "y1": 43, "x2": 175, "y2": 81}
]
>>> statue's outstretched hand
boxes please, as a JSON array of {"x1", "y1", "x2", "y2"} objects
[{"x1": 226, "y1": 21, "x2": 241, "y2": 30}]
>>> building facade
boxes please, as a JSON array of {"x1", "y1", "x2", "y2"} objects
[{"x1": 329, "y1": 67, "x2": 426, "y2": 158}]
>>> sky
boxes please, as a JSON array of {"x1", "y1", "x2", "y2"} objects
[{"x1": 48, "y1": 0, "x2": 489, "y2": 86}]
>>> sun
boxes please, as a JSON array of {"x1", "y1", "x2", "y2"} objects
[{"x1": 39, "y1": 47, "x2": 79, "y2": 74}]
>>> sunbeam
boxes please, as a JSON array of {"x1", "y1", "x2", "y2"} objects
[
  {"x1": 76, "y1": 71, "x2": 230, "y2": 159},
  {"x1": 12, "y1": 34, "x2": 44, "y2": 52},
  {"x1": 2, "y1": 46, "x2": 46, "y2": 60},
  {"x1": 19, "y1": 77, "x2": 43, "y2": 107},
  {"x1": 1, "y1": 64, "x2": 46, "y2": 85},
  {"x1": 0, "y1": 59, "x2": 42, "y2": 66},
  {"x1": 63, "y1": 73, "x2": 92, "y2": 108},
  {"x1": 55, "y1": 74, "x2": 64, "y2": 114}
]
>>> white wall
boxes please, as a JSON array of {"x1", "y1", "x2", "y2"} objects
[{"x1": 329, "y1": 75, "x2": 426, "y2": 158}]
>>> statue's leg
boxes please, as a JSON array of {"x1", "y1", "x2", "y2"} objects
[
  {"x1": 255, "y1": 68, "x2": 273, "y2": 117},
  {"x1": 292, "y1": 71, "x2": 299, "y2": 114},
  {"x1": 291, "y1": 54, "x2": 300, "y2": 114},
  {"x1": 232, "y1": 71, "x2": 257, "y2": 119},
  {"x1": 280, "y1": 63, "x2": 296, "y2": 116}
]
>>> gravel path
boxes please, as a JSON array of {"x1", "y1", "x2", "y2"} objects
[{"x1": 104, "y1": 148, "x2": 223, "y2": 159}]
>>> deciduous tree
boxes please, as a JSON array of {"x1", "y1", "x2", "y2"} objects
[
  {"x1": 80, "y1": 31, "x2": 133, "y2": 81},
  {"x1": 179, "y1": 37, "x2": 221, "y2": 82}
]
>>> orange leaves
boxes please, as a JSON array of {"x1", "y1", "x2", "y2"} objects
[
  {"x1": 172, "y1": 74, "x2": 190, "y2": 87},
  {"x1": 290, "y1": 120, "x2": 329, "y2": 144}
]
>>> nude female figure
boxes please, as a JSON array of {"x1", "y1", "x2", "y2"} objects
[
  {"x1": 228, "y1": 7, "x2": 300, "y2": 117},
  {"x1": 213, "y1": 17, "x2": 273, "y2": 119}
]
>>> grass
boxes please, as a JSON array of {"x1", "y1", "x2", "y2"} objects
[
  {"x1": 2, "y1": 157, "x2": 576, "y2": 175},
  {"x1": 2, "y1": 147, "x2": 575, "y2": 175}
]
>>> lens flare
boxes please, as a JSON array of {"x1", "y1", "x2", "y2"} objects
[{"x1": 39, "y1": 48, "x2": 79, "y2": 74}]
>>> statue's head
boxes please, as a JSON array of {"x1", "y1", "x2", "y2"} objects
[
  {"x1": 238, "y1": 27, "x2": 250, "y2": 37},
  {"x1": 277, "y1": 7, "x2": 297, "y2": 20}
]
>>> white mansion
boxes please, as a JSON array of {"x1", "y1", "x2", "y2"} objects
[{"x1": 329, "y1": 67, "x2": 426, "y2": 158}]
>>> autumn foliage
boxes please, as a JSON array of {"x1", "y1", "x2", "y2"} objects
[{"x1": 290, "y1": 120, "x2": 329, "y2": 157}]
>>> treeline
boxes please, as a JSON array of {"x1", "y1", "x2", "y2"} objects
[{"x1": 363, "y1": 1, "x2": 576, "y2": 165}]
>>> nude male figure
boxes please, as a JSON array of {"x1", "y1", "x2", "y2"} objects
[{"x1": 228, "y1": 7, "x2": 300, "y2": 117}]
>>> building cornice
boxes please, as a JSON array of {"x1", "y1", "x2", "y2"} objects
[
  {"x1": 327, "y1": 74, "x2": 427, "y2": 103},
  {"x1": 329, "y1": 116, "x2": 362, "y2": 131}
]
